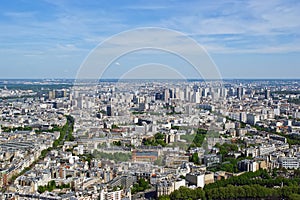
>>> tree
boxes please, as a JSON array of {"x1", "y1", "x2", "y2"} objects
[
  {"x1": 113, "y1": 141, "x2": 121, "y2": 146},
  {"x1": 143, "y1": 133, "x2": 167, "y2": 147},
  {"x1": 111, "y1": 124, "x2": 119, "y2": 129},
  {"x1": 131, "y1": 178, "x2": 150, "y2": 194},
  {"x1": 289, "y1": 194, "x2": 300, "y2": 200},
  {"x1": 158, "y1": 195, "x2": 170, "y2": 200},
  {"x1": 191, "y1": 129, "x2": 207, "y2": 147},
  {"x1": 190, "y1": 153, "x2": 200, "y2": 164}
]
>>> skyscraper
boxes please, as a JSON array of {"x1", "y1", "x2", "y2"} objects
[
  {"x1": 237, "y1": 87, "x2": 243, "y2": 100},
  {"x1": 107, "y1": 105, "x2": 113, "y2": 116},
  {"x1": 265, "y1": 89, "x2": 271, "y2": 100},
  {"x1": 164, "y1": 89, "x2": 170, "y2": 102}
]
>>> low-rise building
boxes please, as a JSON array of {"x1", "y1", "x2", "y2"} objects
[
  {"x1": 278, "y1": 157, "x2": 299, "y2": 169},
  {"x1": 186, "y1": 173, "x2": 205, "y2": 188}
]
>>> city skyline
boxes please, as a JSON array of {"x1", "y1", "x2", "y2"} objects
[
  {"x1": 1, "y1": 0, "x2": 300, "y2": 79},
  {"x1": 1, "y1": 78, "x2": 300, "y2": 199}
]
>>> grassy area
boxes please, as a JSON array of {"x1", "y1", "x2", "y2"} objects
[{"x1": 180, "y1": 134, "x2": 195, "y2": 143}]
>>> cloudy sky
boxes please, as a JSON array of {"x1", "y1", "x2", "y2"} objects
[{"x1": 0, "y1": 0, "x2": 300, "y2": 79}]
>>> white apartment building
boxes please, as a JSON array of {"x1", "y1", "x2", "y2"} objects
[{"x1": 278, "y1": 157, "x2": 299, "y2": 169}]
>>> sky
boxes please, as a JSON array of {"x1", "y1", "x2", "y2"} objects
[{"x1": 0, "y1": 0, "x2": 300, "y2": 79}]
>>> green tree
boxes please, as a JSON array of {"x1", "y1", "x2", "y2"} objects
[
  {"x1": 190, "y1": 153, "x2": 200, "y2": 164},
  {"x1": 113, "y1": 141, "x2": 121, "y2": 146},
  {"x1": 289, "y1": 194, "x2": 300, "y2": 200},
  {"x1": 131, "y1": 178, "x2": 150, "y2": 194},
  {"x1": 158, "y1": 195, "x2": 170, "y2": 200},
  {"x1": 111, "y1": 124, "x2": 119, "y2": 129},
  {"x1": 191, "y1": 129, "x2": 207, "y2": 147}
]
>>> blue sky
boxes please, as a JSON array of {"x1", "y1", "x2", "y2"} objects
[{"x1": 0, "y1": 0, "x2": 300, "y2": 79}]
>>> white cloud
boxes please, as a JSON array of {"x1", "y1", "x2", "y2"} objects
[{"x1": 156, "y1": 0, "x2": 300, "y2": 54}]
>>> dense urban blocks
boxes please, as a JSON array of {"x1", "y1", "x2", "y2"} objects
[{"x1": 1, "y1": 80, "x2": 300, "y2": 199}]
